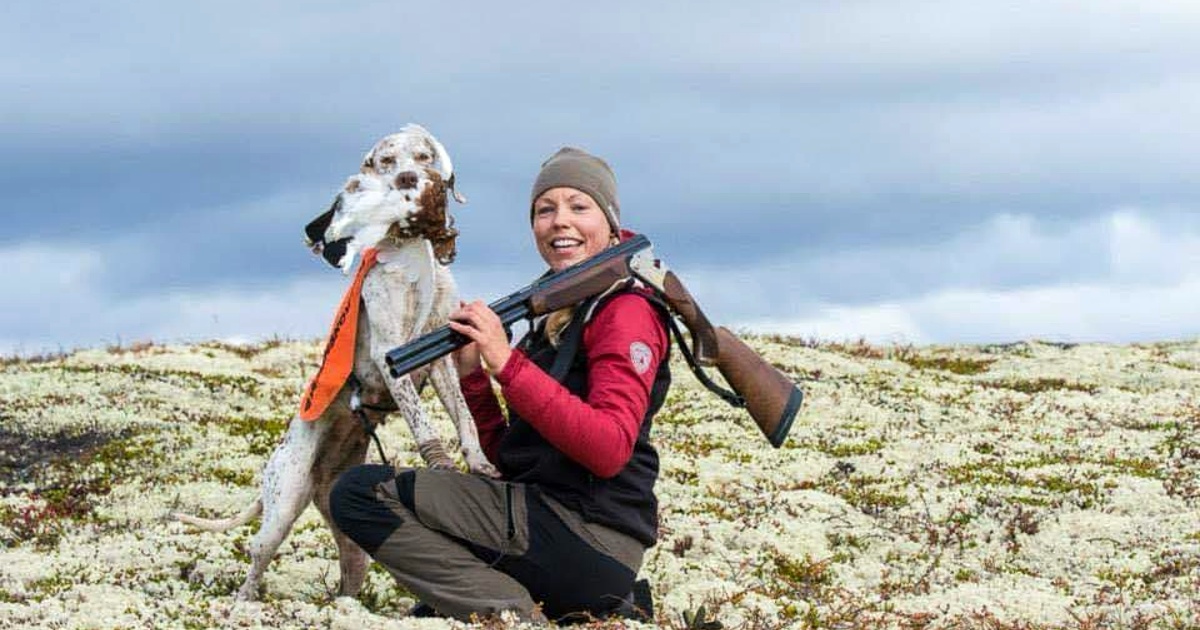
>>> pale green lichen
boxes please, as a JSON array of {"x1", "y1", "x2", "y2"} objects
[{"x1": 0, "y1": 337, "x2": 1198, "y2": 629}]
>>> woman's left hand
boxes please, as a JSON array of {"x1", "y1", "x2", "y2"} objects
[{"x1": 448, "y1": 300, "x2": 513, "y2": 376}]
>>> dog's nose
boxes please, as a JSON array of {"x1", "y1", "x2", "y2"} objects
[{"x1": 394, "y1": 171, "x2": 420, "y2": 190}]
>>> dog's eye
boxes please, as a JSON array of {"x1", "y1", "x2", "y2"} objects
[
  {"x1": 415, "y1": 152, "x2": 432, "y2": 162},
  {"x1": 380, "y1": 156, "x2": 396, "y2": 166}
]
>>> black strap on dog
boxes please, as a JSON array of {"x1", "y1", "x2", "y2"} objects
[{"x1": 346, "y1": 374, "x2": 392, "y2": 467}]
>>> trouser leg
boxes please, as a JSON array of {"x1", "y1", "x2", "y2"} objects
[
  {"x1": 329, "y1": 464, "x2": 539, "y2": 621},
  {"x1": 331, "y1": 464, "x2": 643, "y2": 622}
]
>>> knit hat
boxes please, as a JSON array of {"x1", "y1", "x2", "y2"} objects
[{"x1": 529, "y1": 147, "x2": 620, "y2": 233}]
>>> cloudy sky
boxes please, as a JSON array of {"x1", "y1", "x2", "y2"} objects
[{"x1": 3, "y1": 0, "x2": 1197, "y2": 354}]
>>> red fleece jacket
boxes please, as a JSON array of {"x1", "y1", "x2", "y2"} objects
[{"x1": 458, "y1": 292, "x2": 668, "y2": 478}]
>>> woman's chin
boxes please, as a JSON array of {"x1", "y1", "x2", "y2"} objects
[{"x1": 548, "y1": 254, "x2": 582, "y2": 271}]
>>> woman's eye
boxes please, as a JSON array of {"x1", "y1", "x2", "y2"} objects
[{"x1": 536, "y1": 206, "x2": 554, "y2": 215}]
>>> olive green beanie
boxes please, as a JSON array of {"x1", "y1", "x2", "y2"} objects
[{"x1": 529, "y1": 147, "x2": 620, "y2": 233}]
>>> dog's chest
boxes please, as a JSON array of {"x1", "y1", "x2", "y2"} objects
[
  {"x1": 374, "y1": 242, "x2": 432, "y2": 283},
  {"x1": 359, "y1": 239, "x2": 438, "y2": 353}
]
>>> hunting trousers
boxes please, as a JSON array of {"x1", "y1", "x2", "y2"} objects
[{"x1": 329, "y1": 464, "x2": 646, "y2": 622}]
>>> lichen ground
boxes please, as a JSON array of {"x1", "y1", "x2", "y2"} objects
[{"x1": 1, "y1": 337, "x2": 1198, "y2": 629}]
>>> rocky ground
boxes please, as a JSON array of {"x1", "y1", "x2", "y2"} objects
[{"x1": 1, "y1": 336, "x2": 1198, "y2": 629}]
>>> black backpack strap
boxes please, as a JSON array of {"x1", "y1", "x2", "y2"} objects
[
  {"x1": 546, "y1": 278, "x2": 639, "y2": 383},
  {"x1": 543, "y1": 280, "x2": 746, "y2": 409},
  {"x1": 548, "y1": 303, "x2": 592, "y2": 382}
]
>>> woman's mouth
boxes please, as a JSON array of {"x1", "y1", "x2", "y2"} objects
[{"x1": 550, "y1": 237, "x2": 583, "y2": 252}]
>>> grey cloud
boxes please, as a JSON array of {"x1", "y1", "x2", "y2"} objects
[
  {"x1": 4, "y1": 1, "x2": 1200, "y2": 348},
  {"x1": 678, "y1": 209, "x2": 1200, "y2": 325}
]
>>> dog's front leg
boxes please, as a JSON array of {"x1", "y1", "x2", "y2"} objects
[
  {"x1": 375, "y1": 359, "x2": 458, "y2": 470},
  {"x1": 429, "y1": 355, "x2": 500, "y2": 477}
]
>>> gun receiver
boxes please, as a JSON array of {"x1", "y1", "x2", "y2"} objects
[{"x1": 385, "y1": 233, "x2": 803, "y2": 447}]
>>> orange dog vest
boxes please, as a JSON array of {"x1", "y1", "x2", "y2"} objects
[{"x1": 298, "y1": 248, "x2": 379, "y2": 420}]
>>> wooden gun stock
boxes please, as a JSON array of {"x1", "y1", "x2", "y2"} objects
[
  {"x1": 631, "y1": 253, "x2": 803, "y2": 448},
  {"x1": 712, "y1": 327, "x2": 803, "y2": 448}
]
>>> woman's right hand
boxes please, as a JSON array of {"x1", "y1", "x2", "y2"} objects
[
  {"x1": 448, "y1": 299, "x2": 513, "y2": 376},
  {"x1": 450, "y1": 302, "x2": 483, "y2": 377}
]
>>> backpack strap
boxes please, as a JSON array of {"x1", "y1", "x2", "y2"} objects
[{"x1": 543, "y1": 279, "x2": 747, "y2": 409}]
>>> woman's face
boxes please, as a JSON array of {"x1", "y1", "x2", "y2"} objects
[{"x1": 532, "y1": 187, "x2": 614, "y2": 272}]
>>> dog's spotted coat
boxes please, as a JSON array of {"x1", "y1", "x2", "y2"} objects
[{"x1": 175, "y1": 125, "x2": 498, "y2": 601}]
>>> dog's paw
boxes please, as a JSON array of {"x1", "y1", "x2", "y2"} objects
[
  {"x1": 465, "y1": 452, "x2": 501, "y2": 478},
  {"x1": 429, "y1": 458, "x2": 458, "y2": 471}
]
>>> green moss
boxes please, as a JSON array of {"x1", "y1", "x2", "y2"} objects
[
  {"x1": 222, "y1": 416, "x2": 289, "y2": 456},
  {"x1": 209, "y1": 467, "x2": 256, "y2": 487},
  {"x1": 774, "y1": 553, "x2": 833, "y2": 588},
  {"x1": 947, "y1": 457, "x2": 1105, "y2": 508},
  {"x1": 973, "y1": 442, "x2": 997, "y2": 455},
  {"x1": 983, "y1": 377, "x2": 1099, "y2": 394},
  {"x1": 25, "y1": 572, "x2": 77, "y2": 601},
  {"x1": 1101, "y1": 456, "x2": 1162, "y2": 479},
  {"x1": 823, "y1": 437, "x2": 885, "y2": 458},
  {"x1": 899, "y1": 354, "x2": 995, "y2": 375},
  {"x1": 825, "y1": 338, "x2": 888, "y2": 359},
  {"x1": 54, "y1": 363, "x2": 264, "y2": 396},
  {"x1": 197, "y1": 339, "x2": 286, "y2": 361},
  {"x1": 820, "y1": 473, "x2": 909, "y2": 514},
  {"x1": 1008, "y1": 495, "x2": 1051, "y2": 507}
]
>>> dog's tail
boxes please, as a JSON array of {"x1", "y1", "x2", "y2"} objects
[{"x1": 173, "y1": 499, "x2": 263, "y2": 532}]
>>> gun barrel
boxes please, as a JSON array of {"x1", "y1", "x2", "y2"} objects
[
  {"x1": 385, "y1": 234, "x2": 652, "y2": 379},
  {"x1": 384, "y1": 327, "x2": 468, "y2": 377},
  {"x1": 385, "y1": 300, "x2": 533, "y2": 377}
]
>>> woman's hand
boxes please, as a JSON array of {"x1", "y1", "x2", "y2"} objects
[{"x1": 448, "y1": 300, "x2": 513, "y2": 376}]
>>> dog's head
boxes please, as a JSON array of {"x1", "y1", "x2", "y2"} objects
[{"x1": 305, "y1": 124, "x2": 466, "y2": 273}]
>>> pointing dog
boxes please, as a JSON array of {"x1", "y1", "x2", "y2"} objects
[{"x1": 175, "y1": 124, "x2": 498, "y2": 601}]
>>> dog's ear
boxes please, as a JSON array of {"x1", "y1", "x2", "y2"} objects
[
  {"x1": 360, "y1": 147, "x2": 376, "y2": 175},
  {"x1": 423, "y1": 131, "x2": 467, "y2": 204}
]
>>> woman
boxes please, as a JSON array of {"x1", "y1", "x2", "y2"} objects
[{"x1": 330, "y1": 147, "x2": 671, "y2": 622}]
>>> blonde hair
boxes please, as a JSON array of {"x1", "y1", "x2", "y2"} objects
[{"x1": 545, "y1": 307, "x2": 575, "y2": 347}]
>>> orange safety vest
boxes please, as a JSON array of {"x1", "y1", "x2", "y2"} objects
[{"x1": 298, "y1": 248, "x2": 379, "y2": 420}]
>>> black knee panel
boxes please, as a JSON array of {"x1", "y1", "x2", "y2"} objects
[
  {"x1": 394, "y1": 469, "x2": 416, "y2": 514},
  {"x1": 329, "y1": 464, "x2": 404, "y2": 555}
]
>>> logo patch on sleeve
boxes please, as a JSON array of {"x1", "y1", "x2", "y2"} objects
[{"x1": 629, "y1": 341, "x2": 653, "y2": 375}]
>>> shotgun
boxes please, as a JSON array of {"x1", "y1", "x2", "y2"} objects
[{"x1": 384, "y1": 234, "x2": 803, "y2": 447}]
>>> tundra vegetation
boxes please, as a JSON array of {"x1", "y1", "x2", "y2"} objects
[{"x1": 1, "y1": 336, "x2": 1198, "y2": 629}]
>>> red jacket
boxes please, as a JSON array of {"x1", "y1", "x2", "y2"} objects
[{"x1": 459, "y1": 291, "x2": 669, "y2": 478}]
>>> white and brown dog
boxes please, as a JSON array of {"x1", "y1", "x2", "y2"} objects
[{"x1": 175, "y1": 124, "x2": 498, "y2": 601}]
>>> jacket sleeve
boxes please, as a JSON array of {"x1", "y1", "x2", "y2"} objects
[
  {"x1": 458, "y1": 367, "x2": 508, "y2": 465},
  {"x1": 494, "y1": 293, "x2": 668, "y2": 478}
]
